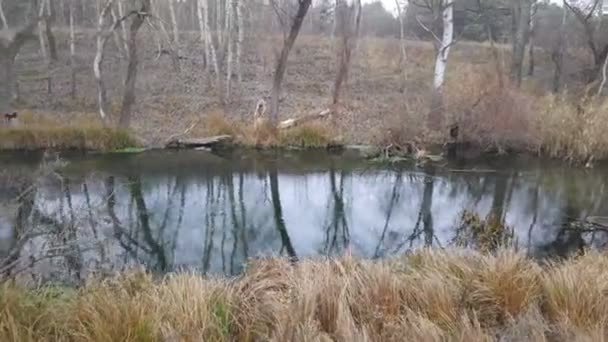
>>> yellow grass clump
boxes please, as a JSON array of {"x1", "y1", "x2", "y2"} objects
[
  {"x1": 0, "y1": 111, "x2": 138, "y2": 151},
  {"x1": 4, "y1": 249, "x2": 608, "y2": 341}
]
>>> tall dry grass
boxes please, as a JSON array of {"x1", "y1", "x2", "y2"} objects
[
  {"x1": 199, "y1": 111, "x2": 336, "y2": 149},
  {"x1": 3, "y1": 249, "x2": 608, "y2": 341},
  {"x1": 0, "y1": 111, "x2": 138, "y2": 151}
]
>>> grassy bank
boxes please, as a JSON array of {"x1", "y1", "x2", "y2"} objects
[
  {"x1": 0, "y1": 112, "x2": 139, "y2": 151},
  {"x1": 3, "y1": 249, "x2": 608, "y2": 341}
]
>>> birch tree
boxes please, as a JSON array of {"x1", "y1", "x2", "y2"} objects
[
  {"x1": 269, "y1": 0, "x2": 313, "y2": 126},
  {"x1": 412, "y1": 0, "x2": 454, "y2": 131},
  {"x1": 429, "y1": 0, "x2": 454, "y2": 131}
]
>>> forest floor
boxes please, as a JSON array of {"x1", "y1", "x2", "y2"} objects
[
  {"x1": 4, "y1": 31, "x2": 604, "y2": 160},
  {"x1": 3, "y1": 248, "x2": 608, "y2": 341}
]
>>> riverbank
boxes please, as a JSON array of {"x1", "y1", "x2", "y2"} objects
[
  {"x1": 2, "y1": 249, "x2": 607, "y2": 341},
  {"x1": 2, "y1": 94, "x2": 608, "y2": 166}
]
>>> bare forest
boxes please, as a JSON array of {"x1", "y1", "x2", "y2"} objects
[{"x1": 1, "y1": 0, "x2": 608, "y2": 160}]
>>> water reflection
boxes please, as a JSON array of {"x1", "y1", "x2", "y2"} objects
[{"x1": 1, "y1": 150, "x2": 608, "y2": 281}]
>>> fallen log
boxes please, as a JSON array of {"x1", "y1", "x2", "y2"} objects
[
  {"x1": 278, "y1": 109, "x2": 332, "y2": 129},
  {"x1": 165, "y1": 135, "x2": 232, "y2": 149}
]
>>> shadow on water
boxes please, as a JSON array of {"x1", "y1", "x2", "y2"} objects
[{"x1": 2, "y1": 150, "x2": 608, "y2": 281}]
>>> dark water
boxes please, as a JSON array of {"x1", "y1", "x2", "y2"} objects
[{"x1": 1, "y1": 150, "x2": 607, "y2": 281}]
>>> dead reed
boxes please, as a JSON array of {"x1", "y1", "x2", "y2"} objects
[{"x1": 3, "y1": 249, "x2": 608, "y2": 341}]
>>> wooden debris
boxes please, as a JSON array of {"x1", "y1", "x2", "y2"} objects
[
  {"x1": 165, "y1": 135, "x2": 232, "y2": 149},
  {"x1": 278, "y1": 109, "x2": 332, "y2": 129}
]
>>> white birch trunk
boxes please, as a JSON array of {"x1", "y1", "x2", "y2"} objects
[
  {"x1": 94, "y1": 0, "x2": 114, "y2": 125},
  {"x1": 38, "y1": 3, "x2": 49, "y2": 64},
  {"x1": 429, "y1": 0, "x2": 453, "y2": 131},
  {"x1": 203, "y1": 0, "x2": 220, "y2": 85},
  {"x1": 196, "y1": 0, "x2": 210, "y2": 69},
  {"x1": 226, "y1": 0, "x2": 234, "y2": 100},
  {"x1": 236, "y1": 0, "x2": 243, "y2": 83},
  {"x1": 117, "y1": 0, "x2": 129, "y2": 57},
  {"x1": 0, "y1": 0, "x2": 8, "y2": 29},
  {"x1": 169, "y1": 0, "x2": 180, "y2": 54},
  {"x1": 433, "y1": 0, "x2": 453, "y2": 93}
]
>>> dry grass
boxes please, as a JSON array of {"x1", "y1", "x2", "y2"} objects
[
  {"x1": 0, "y1": 111, "x2": 138, "y2": 151},
  {"x1": 199, "y1": 111, "x2": 335, "y2": 149},
  {"x1": 4, "y1": 249, "x2": 608, "y2": 341}
]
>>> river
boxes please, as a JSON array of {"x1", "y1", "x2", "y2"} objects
[{"x1": 1, "y1": 150, "x2": 607, "y2": 282}]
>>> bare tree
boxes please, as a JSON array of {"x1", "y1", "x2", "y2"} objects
[
  {"x1": 331, "y1": 0, "x2": 362, "y2": 105},
  {"x1": 69, "y1": 0, "x2": 76, "y2": 98},
  {"x1": 413, "y1": 0, "x2": 455, "y2": 131},
  {"x1": 94, "y1": 0, "x2": 152, "y2": 127},
  {"x1": 235, "y1": 0, "x2": 243, "y2": 83},
  {"x1": 94, "y1": 0, "x2": 117, "y2": 125},
  {"x1": 564, "y1": 0, "x2": 607, "y2": 82},
  {"x1": 168, "y1": 0, "x2": 179, "y2": 56},
  {"x1": 552, "y1": 2, "x2": 568, "y2": 93},
  {"x1": 118, "y1": 0, "x2": 151, "y2": 128},
  {"x1": 395, "y1": 0, "x2": 407, "y2": 64},
  {"x1": 527, "y1": 0, "x2": 537, "y2": 77},
  {"x1": 269, "y1": 0, "x2": 313, "y2": 126},
  {"x1": 511, "y1": 0, "x2": 532, "y2": 87},
  {"x1": 0, "y1": 0, "x2": 7, "y2": 30},
  {"x1": 0, "y1": 0, "x2": 39, "y2": 115}
]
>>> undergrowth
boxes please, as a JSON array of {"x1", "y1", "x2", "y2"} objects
[{"x1": 3, "y1": 250, "x2": 608, "y2": 341}]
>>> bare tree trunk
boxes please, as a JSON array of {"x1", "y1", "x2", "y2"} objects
[
  {"x1": 225, "y1": 0, "x2": 234, "y2": 100},
  {"x1": 0, "y1": 20, "x2": 37, "y2": 113},
  {"x1": 552, "y1": 3, "x2": 567, "y2": 93},
  {"x1": 598, "y1": 0, "x2": 604, "y2": 34},
  {"x1": 196, "y1": 0, "x2": 209, "y2": 69},
  {"x1": 428, "y1": 0, "x2": 454, "y2": 132},
  {"x1": 203, "y1": 0, "x2": 221, "y2": 101},
  {"x1": 332, "y1": 0, "x2": 362, "y2": 105},
  {"x1": 269, "y1": 0, "x2": 313, "y2": 126},
  {"x1": 597, "y1": 50, "x2": 608, "y2": 96},
  {"x1": 0, "y1": 52, "x2": 17, "y2": 114},
  {"x1": 69, "y1": 0, "x2": 76, "y2": 98},
  {"x1": 38, "y1": 3, "x2": 49, "y2": 64},
  {"x1": 45, "y1": 0, "x2": 58, "y2": 61},
  {"x1": 169, "y1": 0, "x2": 180, "y2": 55},
  {"x1": 395, "y1": 0, "x2": 407, "y2": 64},
  {"x1": 110, "y1": 8, "x2": 126, "y2": 57},
  {"x1": 117, "y1": 0, "x2": 129, "y2": 57},
  {"x1": 236, "y1": 0, "x2": 243, "y2": 83},
  {"x1": 119, "y1": 0, "x2": 150, "y2": 128},
  {"x1": 527, "y1": 1, "x2": 536, "y2": 76},
  {"x1": 94, "y1": 1, "x2": 114, "y2": 125},
  {"x1": 511, "y1": 0, "x2": 532, "y2": 87},
  {"x1": 0, "y1": 0, "x2": 8, "y2": 29}
]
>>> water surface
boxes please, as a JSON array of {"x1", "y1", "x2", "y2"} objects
[{"x1": 1, "y1": 150, "x2": 607, "y2": 282}]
